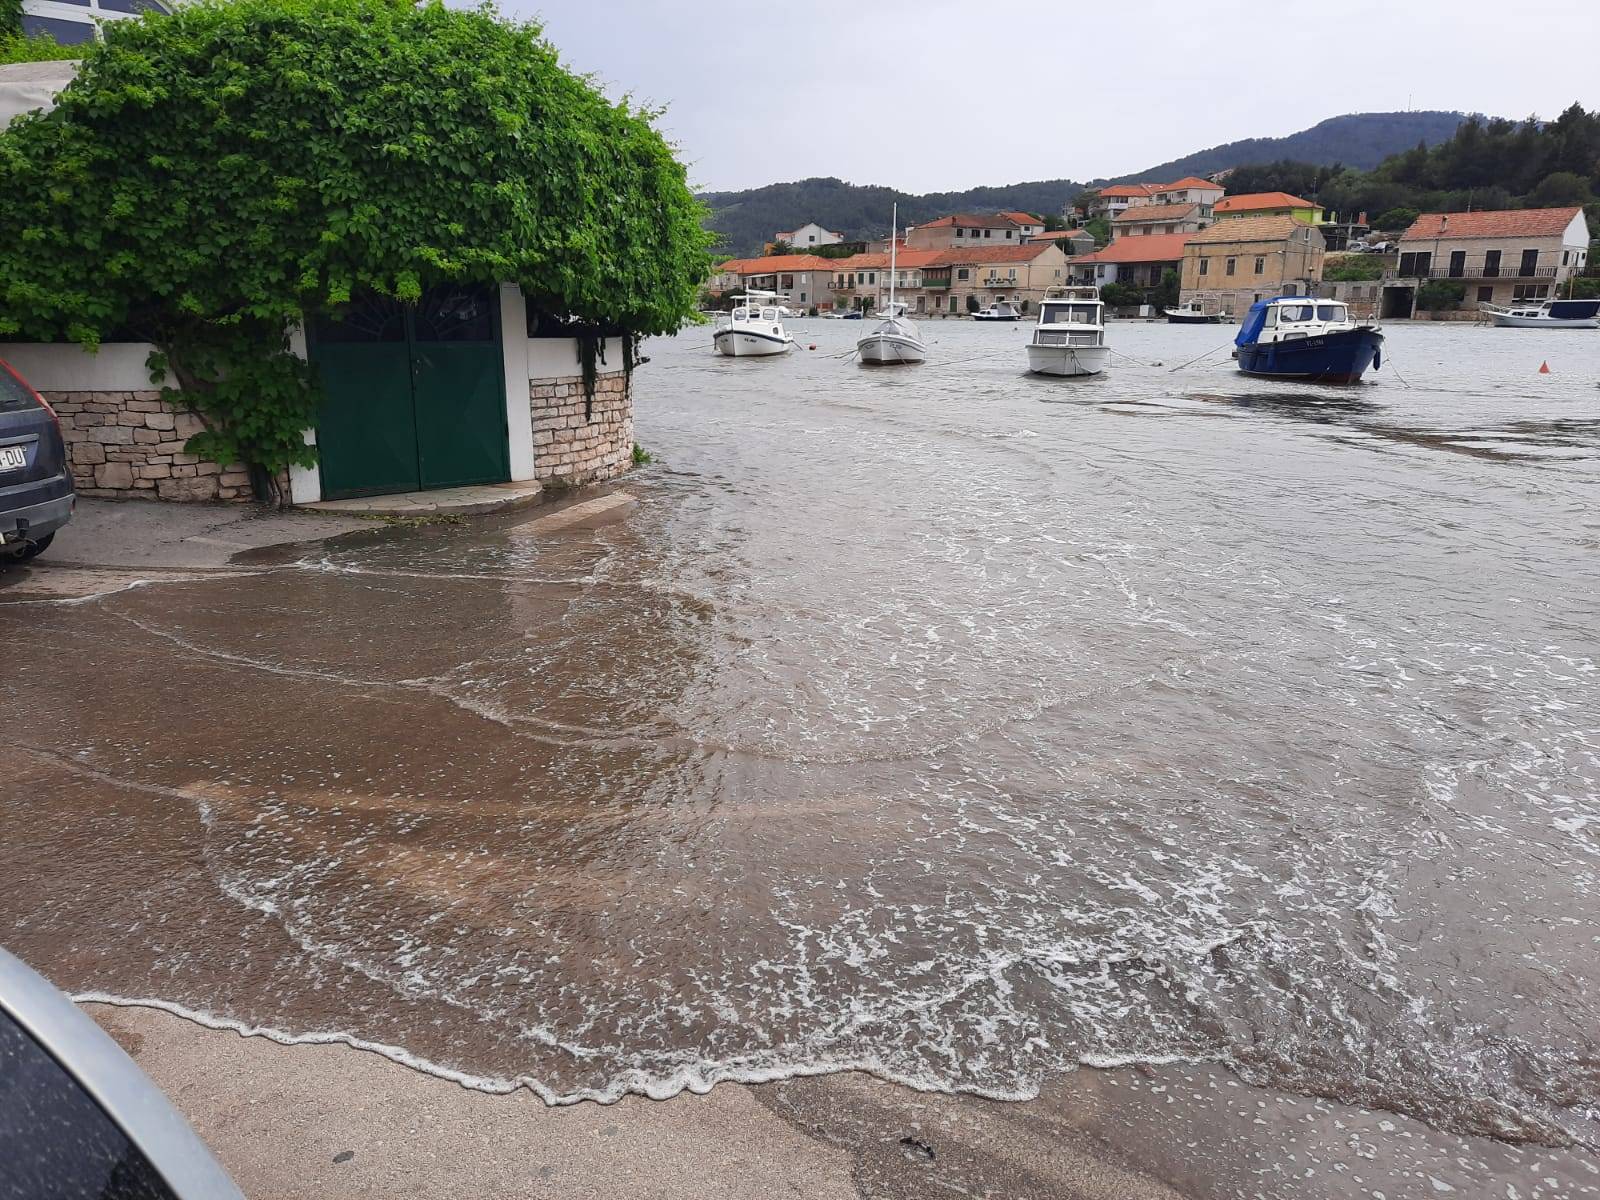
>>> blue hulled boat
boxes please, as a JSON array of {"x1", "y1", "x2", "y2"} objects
[{"x1": 1233, "y1": 296, "x2": 1384, "y2": 384}]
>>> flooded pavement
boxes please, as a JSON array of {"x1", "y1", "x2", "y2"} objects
[{"x1": 4, "y1": 319, "x2": 1599, "y2": 1196}]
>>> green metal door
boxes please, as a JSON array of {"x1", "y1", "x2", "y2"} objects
[
  {"x1": 312, "y1": 285, "x2": 509, "y2": 500},
  {"x1": 411, "y1": 284, "x2": 509, "y2": 489},
  {"x1": 313, "y1": 295, "x2": 420, "y2": 499}
]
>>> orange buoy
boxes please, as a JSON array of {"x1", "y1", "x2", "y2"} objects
[{"x1": 1539, "y1": 361, "x2": 1551, "y2": 373}]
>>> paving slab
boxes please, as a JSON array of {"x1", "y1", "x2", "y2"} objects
[{"x1": 305, "y1": 480, "x2": 545, "y2": 518}]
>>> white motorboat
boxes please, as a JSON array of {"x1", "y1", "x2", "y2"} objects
[
  {"x1": 1480, "y1": 298, "x2": 1599, "y2": 329},
  {"x1": 712, "y1": 291, "x2": 795, "y2": 357},
  {"x1": 972, "y1": 301, "x2": 1021, "y2": 322},
  {"x1": 1025, "y1": 286, "x2": 1110, "y2": 377},
  {"x1": 857, "y1": 204, "x2": 927, "y2": 365}
]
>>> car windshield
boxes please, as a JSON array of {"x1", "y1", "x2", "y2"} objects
[{"x1": 0, "y1": 365, "x2": 41, "y2": 413}]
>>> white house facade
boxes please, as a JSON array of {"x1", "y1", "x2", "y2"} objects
[
  {"x1": 18, "y1": 0, "x2": 171, "y2": 44},
  {"x1": 775, "y1": 221, "x2": 844, "y2": 248}
]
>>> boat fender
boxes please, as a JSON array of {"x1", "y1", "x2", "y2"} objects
[
  {"x1": 809, "y1": 344, "x2": 817, "y2": 350},
  {"x1": 1373, "y1": 347, "x2": 1381, "y2": 372}
]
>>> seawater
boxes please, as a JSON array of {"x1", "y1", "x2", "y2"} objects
[{"x1": 4, "y1": 318, "x2": 1599, "y2": 1150}]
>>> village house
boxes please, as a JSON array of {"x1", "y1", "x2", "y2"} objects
[
  {"x1": 905, "y1": 214, "x2": 1026, "y2": 250},
  {"x1": 1069, "y1": 233, "x2": 1190, "y2": 289},
  {"x1": 999, "y1": 211, "x2": 1046, "y2": 238},
  {"x1": 716, "y1": 254, "x2": 840, "y2": 309},
  {"x1": 936, "y1": 242, "x2": 1073, "y2": 314},
  {"x1": 1179, "y1": 216, "x2": 1325, "y2": 315},
  {"x1": 1110, "y1": 203, "x2": 1209, "y2": 238},
  {"x1": 1385, "y1": 207, "x2": 1590, "y2": 316},
  {"x1": 827, "y1": 249, "x2": 943, "y2": 312},
  {"x1": 774, "y1": 221, "x2": 845, "y2": 249},
  {"x1": 1148, "y1": 177, "x2": 1224, "y2": 210},
  {"x1": 1085, "y1": 183, "x2": 1158, "y2": 220},
  {"x1": 827, "y1": 241, "x2": 1073, "y2": 316},
  {"x1": 1023, "y1": 228, "x2": 1096, "y2": 255},
  {"x1": 1212, "y1": 191, "x2": 1324, "y2": 224}
]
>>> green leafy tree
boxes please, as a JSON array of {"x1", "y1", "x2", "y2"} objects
[
  {"x1": 1372, "y1": 207, "x2": 1419, "y2": 232},
  {"x1": 1, "y1": 0, "x2": 21, "y2": 38},
  {"x1": 1099, "y1": 282, "x2": 1145, "y2": 308},
  {"x1": 768, "y1": 239, "x2": 796, "y2": 256},
  {"x1": 1323, "y1": 256, "x2": 1385, "y2": 281},
  {"x1": 1084, "y1": 217, "x2": 1111, "y2": 247},
  {"x1": 1153, "y1": 268, "x2": 1179, "y2": 310},
  {"x1": 965, "y1": 295, "x2": 980, "y2": 313},
  {"x1": 1416, "y1": 280, "x2": 1466, "y2": 311},
  {"x1": 0, "y1": 0, "x2": 712, "y2": 495},
  {"x1": 1, "y1": 35, "x2": 87, "y2": 63},
  {"x1": 1530, "y1": 171, "x2": 1593, "y2": 207}
]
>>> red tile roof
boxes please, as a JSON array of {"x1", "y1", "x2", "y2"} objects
[
  {"x1": 930, "y1": 242, "x2": 1060, "y2": 265},
  {"x1": 1111, "y1": 202, "x2": 1200, "y2": 225},
  {"x1": 1026, "y1": 229, "x2": 1094, "y2": 241},
  {"x1": 1401, "y1": 207, "x2": 1584, "y2": 241},
  {"x1": 1097, "y1": 184, "x2": 1158, "y2": 199},
  {"x1": 1187, "y1": 215, "x2": 1312, "y2": 245},
  {"x1": 1073, "y1": 233, "x2": 1192, "y2": 264},
  {"x1": 1156, "y1": 177, "x2": 1222, "y2": 192},
  {"x1": 721, "y1": 254, "x2": 844, "y2": 274},
  {"x1": 999, "y1": 210, "x2": 1042, "y2": 224},
  {"x1": 1213, "y1": 191, "x2": 1317, "y2": 213},
  {"x1": 827, "y1": 249, "x2": 944, "y2": 270},
  {"x1": 918, "y1": 213, "x2": 1023, "y2": 229}
]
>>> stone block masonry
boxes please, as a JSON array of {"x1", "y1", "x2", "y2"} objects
[
  {"x1": 529, "y1": 369, "x2": 634, "y2": 484},
  {"x1": 45, "y1": 390, "x2": 270, "y2": 502}
]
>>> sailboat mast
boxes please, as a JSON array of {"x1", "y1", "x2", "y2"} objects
[{"x1": 888, "y1": 202, "x2": 898, "y2": 315}]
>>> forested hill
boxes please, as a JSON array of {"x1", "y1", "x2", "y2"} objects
[
  {"x1": 701, "y1": 112, "x2": 1474, "y2": 255},
  {"x1": 1122, "y1": 112, "x2": 1470, "y2": 182},
  {"x1": 698, "y1": 177, "x2": 1087, "y2": 257}
]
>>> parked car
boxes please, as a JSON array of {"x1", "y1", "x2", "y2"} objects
[
  {"x1": 0, "y1": 357, "x2": 74, "y2": 563},
  {"x1": 0, "y1": 948, "x2": 245, "y2": 1199}
]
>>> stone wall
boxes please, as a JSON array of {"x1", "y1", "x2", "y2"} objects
[
  {"x1": 529, "y1": 369, "x2": 634, "y2": 484},
  {"x1": 45, "y1": 390, "x2": 260, "y2": 502}
]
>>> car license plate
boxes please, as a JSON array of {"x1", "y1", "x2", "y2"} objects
[{"x1": 0, "y1": 446, "x2": 27, "y2": 472}]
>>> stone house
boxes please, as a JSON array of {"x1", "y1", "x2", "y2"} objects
[
  {"x1": 1, "y1": 284, "x2": 641, "y2": 503},
  {"x1": 1212, "y1": 191, "x2": 1324, "y2": 224},
  {"x1": 906, "y1": 214, "x2": 1026, "y2": 251},
  {"x1": 1179, "y1": 216, "x2": 1325, "y2": 315},
  {"x1": 1070, "y1": 233, "x2": 1190, "y2": 289},
  {"x1": 718, "y1": 254, "x2": 840, "y2": 309},
  {"x1": 935, "y1": 242, "x2": 1074, "y2": 315},
  {"x1": 827, "y1": 249, "x2": 943, "y2": 312},
  {"x1": 1086, "y1": 183, "x2": 1158, "y2": 219},
  {"x1": 1110, "y1": 203, "x2": 1208, "y2": 238},
  {"x1": 1386, "y1": 207, "x2": 1591, "y2": 312}
]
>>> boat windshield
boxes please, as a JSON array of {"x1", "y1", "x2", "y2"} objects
[
  {"x1": 1316, "y1": 304, "x2": 1347, "y2": 322},
  {"x1": 732, "y1": 307, "x2": 752, "y2": 321},
  {"x1": 1277, "y1": 303, "x2": 1315, "y2": 323},
  {"x1": 760, "y1": 307, "x2": 779, "y2": 322},
  {"x1": 1041, "y1": 303, "x2": 1099, "y2": 325}
]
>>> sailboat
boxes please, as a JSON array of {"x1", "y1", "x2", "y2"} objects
[{"x1": 857, "y1": 205, "x2": 927, "y2": 365}]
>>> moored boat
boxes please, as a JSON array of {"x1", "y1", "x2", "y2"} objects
[
  {"x1": 1025, "y1": 286, "x2": 1110, "y2": 377},
  {"x1": 972, "y1": 301, "x2": 1021, "y2": 322},
  {"x1": 1480, "y1": 298, "x2": 1599, "y2": 329},
  {"x1": 1164, "y1": 298, "x2": 1224, "y2": 324},
  {"x1": 857, "y1": 205, "x2": 927, "y2": 366},
  {"x1": 1233, "y1": 296, "x2": 1383, "y2": 384},
  {"x1": 712, "y1": 291, "x2": 795, "y2": 357}
]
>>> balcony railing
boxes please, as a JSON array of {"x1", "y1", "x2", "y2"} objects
[
  {"x1": 1386, "y1": 264, "x2": 1557, "y2": 281},
  {"x1": 980, "y1": 276, "x2": 1020, "y2": 287},
  {"x1": 923, "y1": 277, "x2": 951, "y2": 289}
]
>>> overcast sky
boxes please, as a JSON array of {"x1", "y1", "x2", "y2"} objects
[{"x1": 508, "y1": 1, "x2": 1600, "y2": 195}]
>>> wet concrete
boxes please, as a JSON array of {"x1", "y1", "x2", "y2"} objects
[{"x1": 3, "y1": 321, "x2": 1599, "y2": 1196}]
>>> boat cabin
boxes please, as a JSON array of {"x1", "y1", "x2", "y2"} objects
[
  {"x1": 1239, "y1": 297, "x2": 1358, "y2": 346},
  {"x1": 1034, "y1": 287, "x2": 1105, "y2": 346}
]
